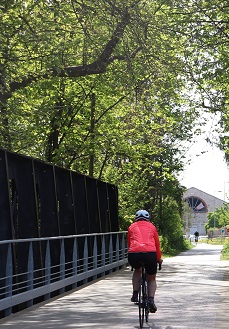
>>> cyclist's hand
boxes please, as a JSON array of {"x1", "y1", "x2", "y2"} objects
[{"x1": 158, "y1": 259, "x2": 163, "y2": 270}]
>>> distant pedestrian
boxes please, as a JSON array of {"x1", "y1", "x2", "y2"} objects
[{"x1": 194, "y1": 230, "x2": 199, "y2": 243}]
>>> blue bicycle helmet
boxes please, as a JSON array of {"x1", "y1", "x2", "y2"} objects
[{"x1": 135, "y1": 209, "x2": 150, "y2": 221}]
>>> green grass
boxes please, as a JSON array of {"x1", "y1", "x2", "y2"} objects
[{"x1": 206, "y1": 237, "x2": 226, "y2": 245}]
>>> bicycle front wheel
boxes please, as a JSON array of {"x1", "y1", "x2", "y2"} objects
[
  {"x1": 138, "y1": 282, "x2": 145, "y2": 328},
  {"x1": 145, "y1": 289, "x2": 149, "y2": 323}
]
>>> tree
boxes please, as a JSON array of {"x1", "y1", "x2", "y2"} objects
[
  {"x1": 205, "y1": 204, "x2": 229, "y2": 231},
  {"x1": 158, "y1": 196, "x2": 185, "y2": 254},
  {"x1": 0, "y1": 0, "x2": 138, "y2": 152},
  {"x1": 2, "y1": 1, "x2": 227, "y2": 247},
  {"x1": 168, "y1": 1, "x2": 229, "y2": 162}
]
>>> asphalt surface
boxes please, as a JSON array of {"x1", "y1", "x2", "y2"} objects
[{"x1": 0, "y1": 243, "x2": 228, "y2": 329}]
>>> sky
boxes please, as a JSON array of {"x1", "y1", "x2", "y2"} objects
[
  {"x1": 179, "y1": 143, "x2": 229, "y2": 201},
  {"x1": 178, "y1": 113, "x2": 229, "y2": 201}
]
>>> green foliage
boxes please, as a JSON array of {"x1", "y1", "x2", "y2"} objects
[
  {"x1": 156, "y1": 196, "x2": 187, "y2": 254},
  {"x1": 221, "y1": 238, "x2": 229, "y2": 260},
  {"x1": 205, "y1": 204, "x2": 229, "y2": 231},
  {"x1": 171, "y1": 0, "x2": 229, "y2": 163},
  {"x1": 160, "y1": 235, "x2": 192, "y2": 256},
  {"x1": 0, "y1": 0, "x2": 197, "y2": 160}
]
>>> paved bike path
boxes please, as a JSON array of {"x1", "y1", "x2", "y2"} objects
[{"x1": 0, "y1": 243, "x2": 229, "y2": 328}]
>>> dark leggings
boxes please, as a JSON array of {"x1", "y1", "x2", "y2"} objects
[{"x1": 128, "y1": 252, "x2": 157, "y2": 275}]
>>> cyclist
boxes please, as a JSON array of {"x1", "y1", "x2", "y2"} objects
[
  {"x1": 194, "y1": 230, "x2": 199, "y2": 243},
  {"x1": 128, "y1": 209, "x2": 163, "y2": 313}
]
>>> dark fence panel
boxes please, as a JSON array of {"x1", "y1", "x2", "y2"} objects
[
  {"x1": 5, "y1": 153, "x2": 42, "y2": 311},
  {"x1": 0, "y1": 150, "x2": 12, "y2": 240},
  {"x1": 55, "y1": 167, "x2": 76, "y2": 236},
  {"x1": 0, "y1": 149, "x2": 119, "y2": 317},
  {"x1": 0, "y1": 148, "x2": 119, "y2": 308},
  {"x1": 34, "y1": 161, "x2": 60, "y2": 237},
  {"x1": 34, "y1": 161, "x2": 61, "y2": 298},
  {"x1": 0, "y1": 150, "x2": 13, "y2": 300},
  {"x1": 107, "y1": 184, "x2": 119, "y2": 232},
  {"x1": 7, "y1": 153, "x2": 39, "y2": 240},
  {"x1": 0, "y1": 148, "x2": 118, "y2": 241},
  {"x1": 97, "y1": 180, "x2": 110, "y2": 233},
  {"x1": 71, "y1": 172, "x2": 90, "y2": 235},
  {"x1": 86, "y1": 177, "x2": 101, "y2": 234}
]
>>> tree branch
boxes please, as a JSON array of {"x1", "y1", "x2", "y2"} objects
[{"x1": 9, "y1": 10, "x2": 131, "y2": 94}]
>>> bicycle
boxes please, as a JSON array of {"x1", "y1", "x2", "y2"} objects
[{"x1": 138, "y1": 263, "x2": 162, "y2": 328}]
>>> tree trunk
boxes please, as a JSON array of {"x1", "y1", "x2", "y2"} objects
[{"x1": 89, "y1": 93, "x2": 96, "y2": 177}]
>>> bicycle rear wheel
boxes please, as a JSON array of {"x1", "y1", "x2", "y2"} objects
[{"x1": 138, "y1": 281, "x2": 144, "y2": 328}]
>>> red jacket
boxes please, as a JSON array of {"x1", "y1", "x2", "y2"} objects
[{"x1": 128, "y1": 220, "x2": 162, "y2": 261}]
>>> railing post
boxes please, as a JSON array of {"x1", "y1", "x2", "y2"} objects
[
  {"x1": 101, "y1": 235, "x2": 105, "y2": 277},
  {"x1": 72, "y1": 237, "x2": 78, "y2": 289},
  {"x1": 44, "y1": 240, "x2": 51, "y2": 300},
  {"x1": 109, "y1": 234, "x2": 113, "y2": 273},
  {"x1": 83, "y1": 236, "x2": 88, "y2": 284},
  {"x1": 27, "y1": 241, "x2": 34, "y2": 307},
  {"x1": 116, "y1": 234, "x2": 120, "y2": 263},
  {"x1": 93, "y1": 235, "x2": 98, "y2": 280},
  {"x1": 121, "y1": 233, "x2": 127, "y2": 268},
  {"x1": 59, "y1": 239, "x2": 65, "y2": 294},
  {"x1": 5, "y1": 243, "x2": 12, "y2": 317}
]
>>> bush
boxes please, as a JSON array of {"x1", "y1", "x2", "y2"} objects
[
  {"x1": 160, "y1": 235, "x2": 191, "y2": 256},
  {"x1": 158, "y1": 196, "x2": 190, "y2": 256},
  {"x1": 221, "y1": 238, "x2": 229, "y2": 260}
]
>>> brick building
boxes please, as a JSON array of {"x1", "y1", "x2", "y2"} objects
[{"x1": 183, "y1": 187, "x2": 225, "y2": 235}]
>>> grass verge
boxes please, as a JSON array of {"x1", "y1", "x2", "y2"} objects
[{"x1": 206, "y1": 237, "x2": 226, "y2": 245}]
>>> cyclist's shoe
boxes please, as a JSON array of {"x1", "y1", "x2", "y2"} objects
[
  {"x1": 148, "y1": 299, "x2": 157, "y2": 313},
  {"x1": 131, "y1": 294, "x2": 138, "y2": 303}
]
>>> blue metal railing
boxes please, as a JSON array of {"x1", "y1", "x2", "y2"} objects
[{"x1": 0, "y1": 231, "x2": 128, "y2": 318}]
